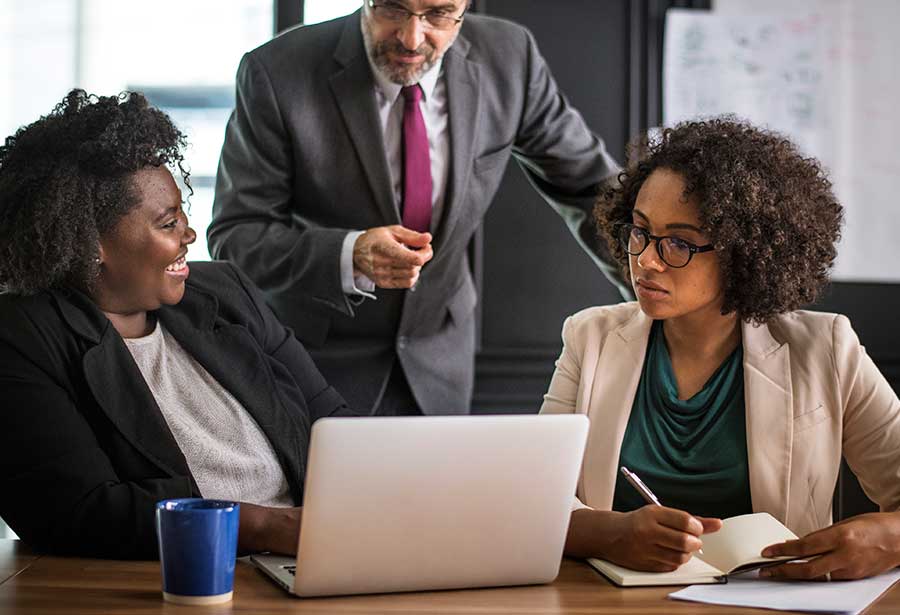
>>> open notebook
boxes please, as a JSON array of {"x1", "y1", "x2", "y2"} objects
[{"x1": 588, "y1": 512, "x2": 798, "y2": 587}]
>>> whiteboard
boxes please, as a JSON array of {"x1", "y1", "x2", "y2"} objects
[{"x1": 663, "y1": 1, "x2": 900, "y2": 283}]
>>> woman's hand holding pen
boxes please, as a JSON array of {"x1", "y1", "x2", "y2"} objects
[
  {"x1": 760, "y1": 512, "x2": 900, "y2": 581},
  {"x1": 565, "y1": 506, "x2": 722, "y2": 572},
  {"x1": 613, "y1": 506, "x2": 721, "y2": 572}
]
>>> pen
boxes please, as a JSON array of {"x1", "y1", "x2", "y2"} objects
[
  {"x1": 620, "y1": 466, "x2": 703, "y2": 554},
  {"x1": 620, "y1": 466, "x2": 661, "y2": 506}
]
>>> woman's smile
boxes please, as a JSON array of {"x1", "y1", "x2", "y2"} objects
[{"x1": 165, "y1": 253, "x2": 190, "y2": 279}]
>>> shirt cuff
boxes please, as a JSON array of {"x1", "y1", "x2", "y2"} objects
[{"x1": 341, "y1": 231, "x2": 377, "y2": 299}]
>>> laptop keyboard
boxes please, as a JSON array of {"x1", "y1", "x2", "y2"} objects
[{"x1": 283, "y1": 565, "x2": 296, "y2": 576}]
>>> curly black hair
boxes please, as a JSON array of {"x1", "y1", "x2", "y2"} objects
[
  {"x1": 595, "y1": 117, "x2": 843, "y2": 324},
  {"x1": 0, "y1": 89, "x2": 189, "y2": 295}
]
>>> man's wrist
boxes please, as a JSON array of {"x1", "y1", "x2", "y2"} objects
[{"x1": 341, "y1": 231, "x2": 376, "y2": 298}]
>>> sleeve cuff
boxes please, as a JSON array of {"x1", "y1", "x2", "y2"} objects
[{"x1": 341, "y1": 231, "x2": 377, "y2": 299}]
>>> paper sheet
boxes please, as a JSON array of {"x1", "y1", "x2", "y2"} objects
[{"x1": 669, "y1": 569, "x2": 900, "y2": 615}]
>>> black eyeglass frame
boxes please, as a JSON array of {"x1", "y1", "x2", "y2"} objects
[
  {"x1": 617, "y1": 223, "x2": 714, "y2": 269},
  {"x1": 366, "y1": 0, "x2": 468, "y2": 29}
]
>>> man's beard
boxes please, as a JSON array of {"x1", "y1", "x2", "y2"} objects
[{"x1": 361, "y1": 14, "x2": 457, "y2": 86}]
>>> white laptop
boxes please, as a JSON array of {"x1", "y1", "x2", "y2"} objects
[{"x1": 251, "y1": 414, "x2": 588, "y2": 597}]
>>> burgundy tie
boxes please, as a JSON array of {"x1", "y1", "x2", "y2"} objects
[{"x1": 400, "y1": 84, "x2": 432, "y2": 233}]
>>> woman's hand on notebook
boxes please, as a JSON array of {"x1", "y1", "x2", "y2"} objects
[
  {"x1": 565, "y1": 506, "x2": 722, "y2": 572},
  {"x1": 759, "y1": 511, "x2": 900, "y2": 581},
  {"x1": 238, "y1": 503, "x2": 303, "y2": 555}
]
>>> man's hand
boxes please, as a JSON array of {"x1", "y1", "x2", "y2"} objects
[
  {"x1": 760, "y1": 512, "x2": 900, "y2": 581},
  {"x1": 565, "y1": 506, "x2": 722, "y2": 572},
  {"x1": 353, "y1": 225, "x2": 433, "y2": 289}
]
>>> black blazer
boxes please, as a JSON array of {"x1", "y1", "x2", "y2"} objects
[{"x1": 0, "y1": 262, "x2": 349, "y2": 558}]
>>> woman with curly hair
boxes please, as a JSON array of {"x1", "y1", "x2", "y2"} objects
[
  {"x1": 541, "y1": 118, "x2": 900, "y2": 580},
  {"x1": 0, "y1": 90, "x2": 353, "y2": 558}
]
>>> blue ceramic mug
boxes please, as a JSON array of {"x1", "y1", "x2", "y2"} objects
[{"x1": 155, "y1": 499, "x2": 240, "y2": 605}]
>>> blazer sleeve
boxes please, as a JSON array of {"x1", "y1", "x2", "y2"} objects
[
  {"x1": 835, "y1": 315, "x2": 900, "y2": 512},
  {"x1": 540, "y1": 315, "x2": 590, "y2": 511},
  {"x1": 540, "y1": 315, "x2": 583, "y2": 417},
  {"x1": 0, "y1": 328, "x2": 193, "y2": 559},
  {"x1": 208, "y1": 52, "x2": 354, "y2": 317},
  {"x1": 511, "y1": 28, "x2": 630, "y2": 299},
  {"x1": 223, "y1": 262, "x2": 357, "y2": 420}
]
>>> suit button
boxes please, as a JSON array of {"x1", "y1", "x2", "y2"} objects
[{"x1": 397, "y1": 336, "x2": 407, "y2": 350}]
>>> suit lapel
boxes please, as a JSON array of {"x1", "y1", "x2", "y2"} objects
[
  {"x1": 582, "y1": 309, "x2": 652, "y2": 508},
  {"x1": 435, "y1": 35, "x2": 480, "y2": 251},
  {"x1": 82, "y1": 330, "x2": 194, "y2": 484},
  {"x1": 51, "y1": 287, "x2": 195, "y2": 483},
  {"x1": 329, "y1": 10, "x2": 399, "y2": 224},
  {"x1": 742, "y1": 320, "x2": 793, "y2": 524}
]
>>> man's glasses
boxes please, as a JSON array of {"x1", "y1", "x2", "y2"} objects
[
  {"x1": 368, "y1": 0, "x2": 467, "y2": 31},
  {"x1": 617, "y1": 223, "x2": 714, "y2": 268}
]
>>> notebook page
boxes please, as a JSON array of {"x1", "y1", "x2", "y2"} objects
[
  {"x1": 699, "y1": 512, "x2": 797, "y2": 573},
  {"x1": 669, "y1": 569, "x2": 900, "y2": 614}
]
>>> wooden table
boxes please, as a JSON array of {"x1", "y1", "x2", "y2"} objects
[
  {"x1": 0, "y1": 541, "x2": 39, "y2": 587},
  {"x1": 2, "y1": 540, "x2": 900, "y2": 614}
]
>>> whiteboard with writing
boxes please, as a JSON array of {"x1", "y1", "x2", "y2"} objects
[{"x1": 664, "y1": 1, "x2": 900, "y2": 283}]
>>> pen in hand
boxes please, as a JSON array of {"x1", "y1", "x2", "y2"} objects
[{"x1": 620, "y1": 466, "x2": 703, "y2": 555}]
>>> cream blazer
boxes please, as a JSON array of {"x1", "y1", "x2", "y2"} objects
[{"x1": 540, "y1": 302, "x2": 900, "y2": 537}]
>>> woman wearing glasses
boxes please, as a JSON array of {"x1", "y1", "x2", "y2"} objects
[{"x1": 541, "y1": 118, "x2": 900, "y2": 580}]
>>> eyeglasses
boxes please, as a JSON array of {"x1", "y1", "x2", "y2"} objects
[
  {"x1": 367, "y1": 0, "x2": 467, "y2": 31},
  {"x1": 617, "y1": 223, "x2": 714, "y2": 268}
]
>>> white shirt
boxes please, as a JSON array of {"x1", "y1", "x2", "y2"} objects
[{"x1": 340, "y1": 49, "x2": 451, "y2": 297}]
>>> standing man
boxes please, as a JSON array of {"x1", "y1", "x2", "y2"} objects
[{"x1": 209, "y1": 0, "x2": 625, "y2": 415}]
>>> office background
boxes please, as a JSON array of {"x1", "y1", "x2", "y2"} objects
[{"x1": 1, "y1": 0, "x2": 896, "y2": 537}]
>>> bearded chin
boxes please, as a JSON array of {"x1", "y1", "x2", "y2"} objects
[
  {"x1": 372, "y1": 42, "x2": 435, "y2": 86},
  {"x1": 361, "y1": 13, "x2": 457, "y2": 86}
]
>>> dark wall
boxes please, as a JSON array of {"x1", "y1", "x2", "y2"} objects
[{"x1": 473, "y1": 0, "x2": 630, "y2": 412}]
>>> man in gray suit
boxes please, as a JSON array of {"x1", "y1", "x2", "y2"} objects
[{"x1": 209, "y1": 0, "x2": 624, "y2": 415}]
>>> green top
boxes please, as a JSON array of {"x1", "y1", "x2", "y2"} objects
[{"x1": 613, "y1": 320, "x2": 753, "y2": 519}]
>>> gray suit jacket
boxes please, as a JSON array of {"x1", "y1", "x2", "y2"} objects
[{"x1": 209, "y1": 10, "x2": 623, "y2": 414}]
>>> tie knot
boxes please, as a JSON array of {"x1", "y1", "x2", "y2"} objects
[{"x1": 401, "y1": 84, "x2": 423, "y2": 103}]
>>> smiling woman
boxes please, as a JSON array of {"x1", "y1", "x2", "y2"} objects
[
  {"x1": 0, "y1": 89, "x2": 355, "y2": 558},
  {"x1": 93, "y1": 167, "x2": 197, "y2": 338},
  {"x1": 0, "y1": 90, "x2": 189, "y2": 297}
]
